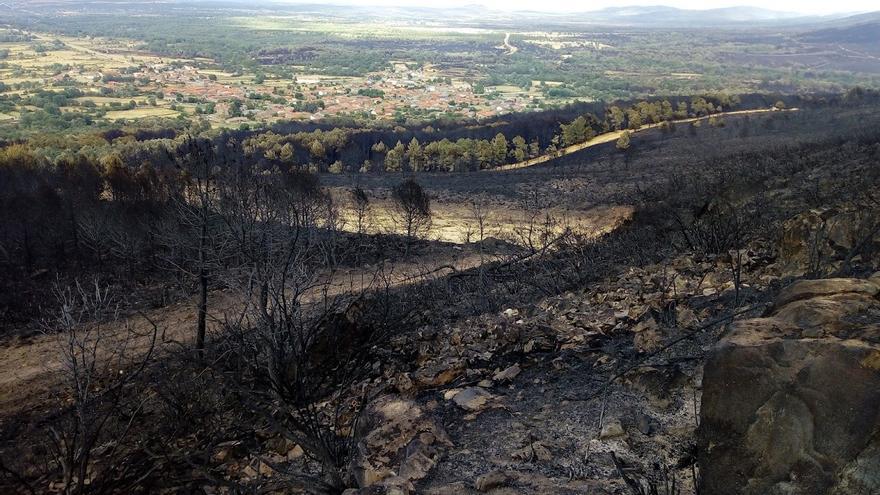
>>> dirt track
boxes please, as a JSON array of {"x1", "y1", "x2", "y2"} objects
[
  {"x1": 493, "y1": 107, "x2": 799, "y2": 172},
  {"x1": 0, "y1": 246, "x2": 485, "y2": 419}
]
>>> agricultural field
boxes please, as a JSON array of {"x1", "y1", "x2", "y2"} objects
[
  {"x1": 0, "y1": 26, "x2": 570, "y2": 138},
  {"x1": 2, "y1": 1, "x2": 880, "y2": 139}
]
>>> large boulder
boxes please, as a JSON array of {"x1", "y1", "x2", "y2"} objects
[{"x1": 698, "y1": 277, "x2": 880, "y2": 495}]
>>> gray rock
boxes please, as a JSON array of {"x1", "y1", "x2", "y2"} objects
[
  {"x1": 451, "y1": 387, "x2": 497, "y2": 412},
  {"x1": 635, "y1": 412, "x2": 653, "y2": 435},
  {"x1": 599, "y1": 419, "x2": 625, "y2": 440},
  {"x1": 475, "y1": 470, "x2": 513, "y2": 492},
  {"x1": 492, "y1": 363, "x2": 521, "y2": 383}
]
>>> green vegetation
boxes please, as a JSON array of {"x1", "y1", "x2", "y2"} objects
[
  {"x1": 0, "y1": 91, "x2": 780, "y2": 178},
  {"x1": 5, "y1": 4, "x2": 879, "y2": 102},
  {"x1": 0, "y1": 3, "x2": 878, "y2": 144}
]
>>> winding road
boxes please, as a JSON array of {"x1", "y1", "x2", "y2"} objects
[{"x1": 502, "y1": 33, "x2": 517, "y2": 55}]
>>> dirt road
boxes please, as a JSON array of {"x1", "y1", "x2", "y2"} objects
[
  {"x1": 493, "y1": 107, "x2": 798, "y2": 172},
  {"x1": 502, "y1": 33, "x2": 517, "y2": 55},
  {"x1": 0, "y1": 247, "x2": 485, "y2": 419}
]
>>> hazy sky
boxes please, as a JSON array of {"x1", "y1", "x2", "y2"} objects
[{"x1": 294, "y1": 0, "x2": 875, "y2": 15}]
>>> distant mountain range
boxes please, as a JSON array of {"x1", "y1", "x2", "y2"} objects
[
  {"x1": 798, "y1": 11, "x2": 880, "y2": 45},
  {"x1": 4, "y1": 0, "x2": 879, "y2": 36},
  {"x1": 576, "y1": 5, "x2": 816, "y2": 26},
  {"x1": 283, "y1": 3, "x2": 877, "y2": 30}
]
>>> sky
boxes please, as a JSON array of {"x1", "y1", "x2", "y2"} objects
[{"x1": 283, "y1": 0, "x2": 876, "y2": 16}]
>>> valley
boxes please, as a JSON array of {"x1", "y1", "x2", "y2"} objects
[{"x1": 0, "y1": 2, "x2": 879, "y2": 495}]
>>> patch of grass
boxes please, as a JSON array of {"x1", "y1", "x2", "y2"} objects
[{"x1": 104, "y1": 107, "x2": 179, "y2": 119}]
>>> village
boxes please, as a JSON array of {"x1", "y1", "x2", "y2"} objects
[
  {"x1": 0, "y1": 29, "x2": 556, "y2": 132},
  {"x1": 134, "y1": 60, "x2": 544, "y2": 125}
]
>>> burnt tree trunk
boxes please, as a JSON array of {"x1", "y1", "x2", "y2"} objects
[{"x1": 196, "y1": 212, "x2": 208, "y2": 352}]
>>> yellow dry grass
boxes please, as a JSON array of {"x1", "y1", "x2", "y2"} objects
[
  {"x1": 105, "y1": 107, "x2": 180, "y2": 120},
  {"x1": 334, "y1": 197, "x2": 634, "y2": 245}
]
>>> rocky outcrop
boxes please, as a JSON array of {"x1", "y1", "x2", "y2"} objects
[
  {"x1": 699, "y1": 276, "x2": 880, "y2": 495},
  {"x1": 779, "y1": 208, "x2": 880, "y2": 276}
]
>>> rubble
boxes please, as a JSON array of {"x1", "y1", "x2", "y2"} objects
[
  {"x1": 349, "y1": 395, "x2": 452, "y2": 492},
  {"x1": 210, "y1": 210, "x2": 877, "y2": 494}
]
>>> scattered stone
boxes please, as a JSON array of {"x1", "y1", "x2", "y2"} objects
[
  {"x1": 212, "y1": 440, "x2": 246, "y2": 463},
  {"x1": 532, "y1": 442, "x2": 553, "y2": 462},
  {"x1": 475, "y1": 470, "x2": 513, "y2": 492},
  {"x1": 451, "y1": 387, "x2": 497, "y2": 412},
  {"x1": 286, "y1": 444, "x2": 304, "y2": 460},
  {"x1": 521, "y1": 325, "x2": 556, "y2": 353},
  {"x1": 257, "y1": 459, "x2": 274, "y2": 476},
  {"x1": 395, "y1": 373, "x2": 416, "y2": 394},
  {"x1": 512, "y1": 441, "x2": 553, "y2": 463},
  {"x1": 414, "y1": 359, "x2": 466, "y2": 388},
  {"x1": 632, "y1": 318, "x2": 662, "y2": 353},
  {"x1": 265, "y1": 436, "x2": 294, "y2": 456},
  {"x1": 676, "y1": 306, "x2": 699, "y2": 328},
  {"x1": 241, "y1": 464, "x2": 258, "y2": 479},
  {"x1": 443, "y1": 388, "x2": 461, "y2": 400},
  {"x1": 492, "y1": 363, "x2": 521, "y2": 383},
  {"x1": 599, "y1": 419, "x2": 625, "y2": 440},
  {"x1": 350, "y1": 395, "x2": 452, "y2": 490},
  {"x1": 635, "y1": 413, "x2": 653, "y2": 435}
]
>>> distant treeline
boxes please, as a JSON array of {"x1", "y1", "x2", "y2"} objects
[
  {"x1": 229, "y1": 92, "x2": 792, "y2": 173},
  {"x1": 3, "y1": 93, "x2": 737, "y2": 177},
  {"x1": 2, "y1": 90, "x2": 873, "y2": 178}
]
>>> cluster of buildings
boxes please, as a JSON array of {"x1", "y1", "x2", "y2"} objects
[{"x1": 78, "y1": 60, "x2": 541, "y2": 124}]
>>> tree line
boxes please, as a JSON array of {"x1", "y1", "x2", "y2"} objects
[{"x1": 242, "y1": 94, "x2": 741, "y2": 173}]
